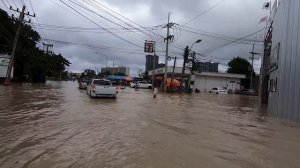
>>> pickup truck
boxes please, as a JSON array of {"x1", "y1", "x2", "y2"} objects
[
  {"x1": 78, "y1": 79, "x2": 91, "y2": 89},
  {"x1": 130, "y1": 81, "x2": 152, "y2": 89},
  {"x1": 87, "y1": 79, "x2": 116, "y2": 98}
]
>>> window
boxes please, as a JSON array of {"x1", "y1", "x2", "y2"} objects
[
  {"x1": 93, "y1": 80, "x2": 111, "y2": 86},
  {"x1": 268, "y1": 78, "x2": 277, "y2": 92}
]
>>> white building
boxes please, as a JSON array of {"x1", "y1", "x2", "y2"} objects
[
  {"x1": 148, "y1": 67, "x2": 245, "y2": 91},
  {"x1": 193, "y1": 72, "x2": 245, "y2": 92}
]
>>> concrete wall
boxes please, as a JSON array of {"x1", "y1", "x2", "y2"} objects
[{"x1": 268, "y1": 0, "x2": 300, "y2": 121}]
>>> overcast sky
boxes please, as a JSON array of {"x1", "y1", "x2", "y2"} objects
[{"x1": 0, "y1": 0, "x2": 273, "y2": 76}]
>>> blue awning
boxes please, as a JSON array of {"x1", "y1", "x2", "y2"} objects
[{"x1": 107, "y1": 75, "x2": 126, "y2": 80}]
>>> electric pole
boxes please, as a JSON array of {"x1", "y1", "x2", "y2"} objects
[
  {"x1": 152, "y1": 47, "x2": 156, "y2": 90},
  {"x1": 112, "y1": 58, "x2": 115, "y2": 77},
  {"x1": 43, "y1": 43, "x2": 53, "y2": 55},
  {"x1": 188, "y1": 51, "x2": 196, "y2": 91},
  {"x1": 181, "y1": 46, "x2": 189, "y2": 93},
  {"x1": 163, "y1": 12, "x2": 175, "y2": 92},
  {"x1": 171, "y1": 57, "x2": 177, "y2": 89},
  {"x1": 4, "y1": 5, "x2": 35, "y2": 86},
  {"x1": 249, "y1": 44, "x2": 260, "y2": 89}
]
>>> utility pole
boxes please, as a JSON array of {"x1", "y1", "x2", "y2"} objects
[
  {"x1": 4, "y1": 5, "x2": 35, "y2": 86},
  {"x1": 249, "y1": 44, "x2": 260, "y2": 89},
  {"x1": 163, "y1": 13, "x2": 175, "y2": 92},
  {"x1": 43, "y1": 43, "x2": 53, "y2": 55},
  {"x1": 188, "y1": 51, "x2": 196, "y2": 91},
  {"x1": 171, "y1": 57, "x2": 177, "y2": 89},
  {"x1": 181, "y1": 46, "x2": 189, "y2": 93},
  {"x1": 152, "y1": 49, "x2": 156, "y2": 90},
  {"x1": 112, "y1": 58, "x2": 115, "y2": 77},
  {"x1": 163, "y1": 12, "x2": 170, "y2": 93}
]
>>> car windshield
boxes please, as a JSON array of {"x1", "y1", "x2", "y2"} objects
[{"x1": 93, "y1": 80, "x2": 111, "y2": 85}]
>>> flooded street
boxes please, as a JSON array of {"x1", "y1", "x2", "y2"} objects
[{"x1": 0, "y1": 81, "x2": 300, "y2": 168}]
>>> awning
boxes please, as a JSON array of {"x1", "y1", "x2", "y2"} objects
[{"x1": 124, "y1": 76, "x2": 133, "y2": 81}]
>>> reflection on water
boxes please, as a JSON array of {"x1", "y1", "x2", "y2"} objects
[{"x1": 0, "y1": 81, "x2": 299, "y2": 168}]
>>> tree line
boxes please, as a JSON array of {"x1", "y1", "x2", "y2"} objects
[{"x1": 0, "y1": 9, "x2": 70, "y2": 82}]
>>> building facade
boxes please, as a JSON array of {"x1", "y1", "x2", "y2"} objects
[
  {"x1": 148, "y1": 67, "x2": 245, "y2": 92},
  {"x1": 145, "y1": 55, "x2": 159, "y2": 72},
  {"x1": 101, "y1": 66, "x2": 130, "y2": 76},
  {"x1": 261, "y1": 0, "x2": 300, "y2": 121},
  {"x1": 193, "y1": 72, "x2": 245, "y2": 92}
]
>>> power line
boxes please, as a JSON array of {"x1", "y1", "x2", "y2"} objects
[
  {"x1": 201, "y1": 34, "x2": 263, "y2": 46},
  {"x1": 59, "y1": 0, "x2": 142, "y2": 48},
  {"x1": 183, "y1": 0, "x2": 225, "y2": 25},
  {"x1": 42, "y1": 38, "x2": 183, "y2": 56},
  {"x1": 11, "y1": 0, "x2": 18, "y2": 7},
  {"x1": 203, "y1": 27, "x2": 266, "y2": 54},
  {"x1": 27, "y1": 0, "x2": 48, "y2": 42},
  {"x1": 89, "y1": 0, "x2": 162, "y2": 40},
  {"x1": 20, "y1": 0, "x2": 25, "y2": 6},
  {"x1": 42, "y1": 38, "x2": 143, "y2": 53},
  {"x1": 1, "y1": 0, "x2": 9, "y2": 11},
  {"x1": 177, "y1": 24, "x2": 262, "y2": 43},
  {"x1": 32, "y1": 27, "x2": 157, "y2": 34},
  {"x1": 68, "y1": 0, "x2": 146, "y2": 44},
  {"x1": 30, "y1": 23, "x2": 158, "y2": 30},
  {"x1": 81, "y1": 0, "x2": 150, "y2": 40},
  {"x1": 2, "y1": 0, "x2": 17, "y2": 15},
  {"x1": 73, "y1": 0, "x2": 148, "y2": 45}
]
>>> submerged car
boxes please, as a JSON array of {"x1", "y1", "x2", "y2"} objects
[
  {"x1": 130, "y1": 81, "x2": 152, "y2": 89},
  {"x1": 239, "y1": 89, "x2": 258, "y2": 96},
  {"x1": 78, "y1": 79, "x2": 91, "y2": 89},
  {"x1": 209, "y1": 87, "x2": 227, "y2": 94}
]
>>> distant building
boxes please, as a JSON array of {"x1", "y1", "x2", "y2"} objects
[
  {"x1": 101, "y1": 66, "x2": 130, "y2": 76},
  {"x1": 195, "y1": 62, "x2": 218, "y2": 73},
  {"x1": 145, "y1": 54, "x2": 159, "y2": 72}
]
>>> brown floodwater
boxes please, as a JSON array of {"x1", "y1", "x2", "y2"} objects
[{"x1": 0, "y1": 81, "x2": 300, "y2": 168}]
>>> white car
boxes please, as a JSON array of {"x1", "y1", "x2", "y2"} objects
[
  {"x1": 130, "y1": 81, "x2": 152, "y2": 89},
  {"x1": 209, "y1": 87, "x2": 227, "y2": 94},
  {"x1": 87, "y1": 79, "x2": 116, "y2": 98}
]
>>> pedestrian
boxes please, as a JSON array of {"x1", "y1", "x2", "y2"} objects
[
  {"x1": 135, "y1": 81, "x2": 139, "y2": 91},
  {"x1": 153, "y1": 87, "x2": 158, "y2": 98}
]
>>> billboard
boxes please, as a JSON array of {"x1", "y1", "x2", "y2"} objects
[{"x1": 144, "y1": 41, "x2": 155, "y2": 53}]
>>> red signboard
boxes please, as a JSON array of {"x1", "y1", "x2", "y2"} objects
[{"x1": 144, "y1": 41, "x2": 155, "y2": 53}]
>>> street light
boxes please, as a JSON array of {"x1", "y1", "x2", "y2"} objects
[
  {"x1": 187, "y1": 39, "x2": 202, "y2": 93},
  {"x1": 190, "y1": 39, "x2": 202, "y2": 51}
]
